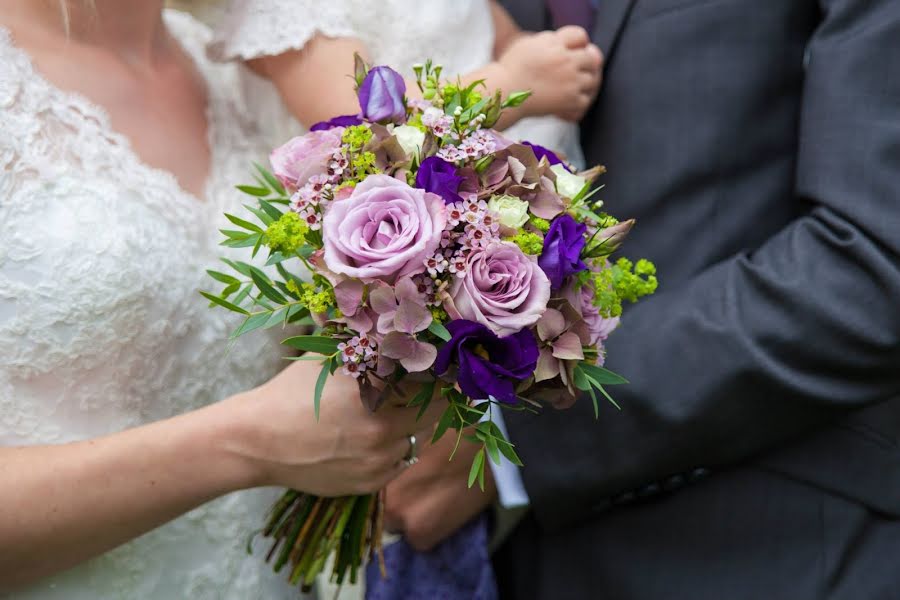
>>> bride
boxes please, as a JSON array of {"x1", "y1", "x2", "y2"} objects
[
  {"x1": 208, "y1": 0, "x2": 602, "y2": 168},
  {"x1": 0, "y1": 2, "x2": 446, "y2": 598}
]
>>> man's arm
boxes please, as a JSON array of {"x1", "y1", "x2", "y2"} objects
[{"x1": 505, "y1": 0, "x2": 900, "y2": 531}]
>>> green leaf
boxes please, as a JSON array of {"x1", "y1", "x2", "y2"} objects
[
  {"x1": 207, "y1": 270, "x2": 240, "y2": 285},
  {"x1": 222, "y1": 233, "x2": 261, "y2": 249},
  {"x1": 578, "y1": 363, "x2": 629, "y2": 385},
  {"x1": 483, "y1": 431, "x2": 501, "y2": 466},
  {"x1": 258, "y1": 200, "x2": 285, "y2": 221},
  {"x1": 233, "y1": 284, "x2": 252, "y2": 306},
  {"x1": 254, "y1": 162, "x2": 286, "y2": 196},
  {"x1": 407, "y1": 381, "x2": 436, "y2": 421},
  {"x1": 221, "y1": 258, "x2": 253, "y2": 278},
  {"x1": 282, "y1": 335, "x2": 340, "y2": 355},
  {"x1": 249, "y1": 270, "x2": 288, "y2": 304},
  {"x1": 229, "y1": 312, "x2": 272, "y2": 339},
  {"x1": 266, "y1": 252, "x2": 288, "y2": 266},
  {"x1": 467, "y1": 448, "x2": 485, "y2": 490},
  {"x1": 244, "y1": 204, "x2": 276, "y2": 226},
  {"x1": 313, "y1": 360, "x2": 330, "y2": 421},
  {"x1": 225, "y1": 213, "x2": 264, "y2": 233},
  {"x1": 427, "y1": 321, "x2": 451, "y2": 342},
  {"x1": 220, "y1": 281, "x2": 241, "y2": 298},
  {"x1": 220, "y1": 229, "x2": 251, "y2": 240},
  {"x1": 236, "y1": 184, "x2": 270, "y2": 197},
  {"x1": 432, "y1": 404, "x2": 458, "y2": 444},
  {"x1": 200, "y1": 291, "x2": 250, "y2": 315}
]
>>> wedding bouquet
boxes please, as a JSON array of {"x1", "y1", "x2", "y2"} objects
[{"x1": 203, "y1": 55, "x2": 656, "y2": 591}]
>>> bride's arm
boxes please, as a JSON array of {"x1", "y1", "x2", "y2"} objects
[
  {"x1": 250, "y1": 28, "x2": 602, "y2": 129},
  {"x1": 0, "y1": 362, "x2": 445, "y2": 589},
  {"x1": 490, "y1": 1, "x2": 526, "y2": 57}
]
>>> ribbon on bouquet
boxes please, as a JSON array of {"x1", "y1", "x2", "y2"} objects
[{"x1": 364, "y1": 512, "x2": 498, "y2": 600}]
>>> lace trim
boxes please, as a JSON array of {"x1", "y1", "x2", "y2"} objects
[{"x1": 208, "y1": 0, "x2": 358, "y2": 62}]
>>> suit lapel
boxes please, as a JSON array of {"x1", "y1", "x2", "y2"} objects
[{"x1": 592, "y1": 0, "x2": 638, "y2": 63}]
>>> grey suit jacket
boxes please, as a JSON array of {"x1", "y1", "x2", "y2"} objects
[{"x1": 495, "y1": 1, "x2": 900, "y2": 598}]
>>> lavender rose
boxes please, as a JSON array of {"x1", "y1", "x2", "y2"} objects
[
  {"x1": 269, "y1": 128, "x2": 344, "y2": 189},
  {"x1": 359, "y1": 66, "x2": 407, "y2": 123},
  {"x1": 310, "y1": 114, "x2": 363, "y2": 131},
  {"x1": 435, "y1": 320, "x2": 539, "y2": 404},
  {"x1": 322, "y1": 174, "x2": 447, "y2": 282},
  {"x1": 415, "y1": 156, "x2": 464, "y2": 205},
  {"x1": 447, "y1": 241, "x2": 551, "y2": 337},
  {"x1": 539, "y1": 214, "x2": 588, "y2": 291}
]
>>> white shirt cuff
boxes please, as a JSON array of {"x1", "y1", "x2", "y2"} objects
[{"x1": 481, "y1": 408, "x2": 530, "y2": 509}]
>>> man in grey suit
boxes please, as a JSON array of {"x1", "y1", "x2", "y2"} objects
[{"x1": 389, "y1": 1, "x2": 900, "y2": 598}]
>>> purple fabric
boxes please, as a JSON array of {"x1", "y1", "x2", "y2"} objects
[
  {"x1": 547, "y1": 0, "x2": 596, "y2": 30},
  {"x1": 365, "y1": 513, "x2": 497, "y2": 600}
]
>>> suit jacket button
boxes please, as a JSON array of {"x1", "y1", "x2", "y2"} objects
[
  {"x1": 688, "y1": 467, "x2": 710, "y2": 483},
  {"x1": 637, "y1": 483, "x2": 661, "y2": 498},
  {"x1": 612, "y1": 491, "x2": 636, "y2": 505},
  {"x1": 663, "y1": 474, "x2": 685, "y2": 491}
]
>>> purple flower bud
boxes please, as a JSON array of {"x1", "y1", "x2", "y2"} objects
[
  {"x1": 310, "y1": 114, "x2": 363, "y2": 131},
  {"x1": 538, "y1": 214, "x2": 588, "y2": 291},
  {"x1": 415, "y1": 156, "x2": 464, "y2": 205},
  {"x1": 435, "y1": 320, "x2": 539, "y2": 404},
  {"x1": 522, "y1": 141, "x2": 572, "y2": 172},
  {"x1": 358, "y1": 66, "x2": 407, "y2": 123}
]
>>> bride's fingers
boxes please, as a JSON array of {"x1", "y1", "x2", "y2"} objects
[{"x1": 576, "y1": 44, "x2": 604, "y2": 74}]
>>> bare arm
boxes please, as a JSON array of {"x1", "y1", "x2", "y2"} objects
[
  {"x1": 490, "y1": 1, "x2": 526, "y2": 57},
  {"x1": 251, "y1": 29, "x2": 601, "y2": 130},
  {"x1": 0, "y1": 401, "x2": 248, "y2": 589},
  {"x1": 0, "y1": 361, "x2": 446, "y2": 590}
]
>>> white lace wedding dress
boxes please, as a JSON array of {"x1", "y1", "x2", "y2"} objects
[
  {"x1": 0, "y1": 10, "x2": 304, "y2": 600},
  {"x1": 208, "y1": 0, "x2": 585, "y2": 168}
]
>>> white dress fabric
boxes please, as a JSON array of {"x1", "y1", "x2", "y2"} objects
[
  {"x1": 208, "y1": 0, "x2": 585, "y2": 168},
  {"x1": 0, "y1": 11, "x2": 303, "y2": 600}
]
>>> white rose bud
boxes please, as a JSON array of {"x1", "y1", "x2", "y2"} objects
[
  {"x1": 393, "y1": 125, "x2": 426, "y2": 157},
  {"x1": 487, "y1": 195, "x2": 530, "y2": 229},
  {"x1": 551, "y1": 164, "x2": 588, "y2": 200}
]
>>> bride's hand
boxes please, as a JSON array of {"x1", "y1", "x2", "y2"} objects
[
  {"x1": 498, "y1": 26, "x2": 603, "y2": 122},
  {"x1": 222, "y1": 360, "x2": 446, "y2": 497}
]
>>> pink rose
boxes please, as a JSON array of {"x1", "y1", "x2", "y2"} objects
[
  {"x1": 447, "y1": 241, "x2": 551, "y2": 336},
  {"x1": 322, "y1": 175, "x2": 447, "y2": 283},
  {"x1": 269, "y1": 128, "x2": 344, "y2": 189},
  {"x1": 580, "y1": 284, "x2": 620, "y2": 355}
]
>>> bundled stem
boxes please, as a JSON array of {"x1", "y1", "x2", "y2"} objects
[{"x1": 260, "y1": 490, "x2": 383, "y2": 592}]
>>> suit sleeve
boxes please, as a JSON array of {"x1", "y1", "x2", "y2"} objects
[{"x1": 503, "y1": 0, "x2": 900, "y2": 531}]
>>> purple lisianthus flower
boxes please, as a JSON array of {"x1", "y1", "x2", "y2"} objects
[
  {"x1": 415, "y1": 156, "x2": 464, "y2": 205},
  {"x1": 538, "y1": 214, "x2": 588, "y2": 291},
  {"x1": 310, "y1": 114, "x2": 363, "y2": 131},
  {"x1": 522, "y1": 141, "x2": 572, "y2": 172},
  {"x1": 435, "y1": 320, "x2": 539, "y2": 404},
  {"x1": 359, "y1": 66, "x2": 407, "y2": 123}
]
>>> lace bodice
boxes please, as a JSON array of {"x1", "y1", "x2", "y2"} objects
[
  {"x1": 208, "y1": 0, "x2": 584, "y2": 167},
  {"x1": 0, "y1": 11, "x2": 303, "y2": 600}
]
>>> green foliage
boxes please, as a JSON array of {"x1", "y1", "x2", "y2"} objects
[
  {"x1": 509, "y1": 231, "x2": 545, "y2": 255},
  {"x1": 341, "y1": 125, "x2": 373, "y2": 152},
  {"x1": 574, "y1": 361, "x2": 628, "y2": 418},
  {"x1": 266, "y1": 212, "x2": 309, "y2": 255},
  {"x1": 529, "y1": 216, "x2": 551, "y2": 233},
  {"x1": 592, "y1": 257, "x2": 659, "y2": 318}
]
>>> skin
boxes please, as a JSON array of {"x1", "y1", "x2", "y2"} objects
[
  {"x1": 0, "y1": 1, "x2": 445, "y2": 590},
  {"x1": 385, "y1": 429, "x2": 497, "y2": 552},
  {"x1": 248, "y1": 3, "x2": 603, "y2": 129}
]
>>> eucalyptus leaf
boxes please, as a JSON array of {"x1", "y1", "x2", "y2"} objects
[
  {"x1": 250, "y1": 270, "x2": 288, "y2": 304},
  {"x1": 200, "y1": 291, "x2": 250, "y2": 315},
  {"x1": 225, "y1": 213, "x2": 264, "y2": 233},
  {"x1": 254, "y1": 162, "x2": 286, "y2": 196},
  {"x1": 236, "y1": 185, "x2": 270, "y2": 198},
  {"x1": 314, "y1": 360, "x2": 330, "y2": 421},
  {"x1": 207, "y1": 270, "x2": 240, "y2": 285},
  {"x1": 282, "y1": 335, "x2": 340, "y2": 355},
  {"x1": 579, "y1": 363, "x2": 629, "y2": 385},
  {"x1": 468, "y1": 448, "x2": 485, "y2": 490}
]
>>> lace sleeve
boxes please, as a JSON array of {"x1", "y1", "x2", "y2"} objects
[{"x1": 207, "y1": 0, "x2": 358, "y2": 62}]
